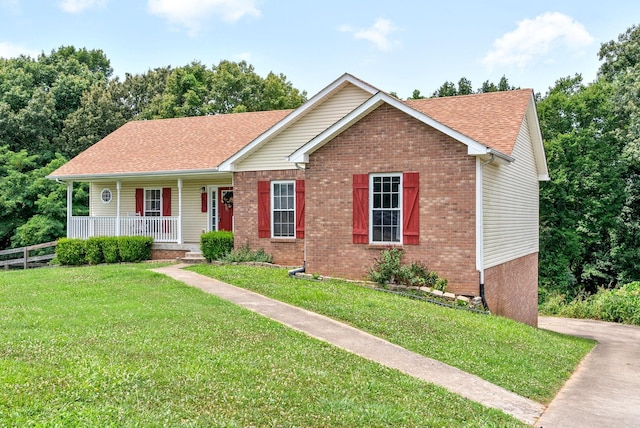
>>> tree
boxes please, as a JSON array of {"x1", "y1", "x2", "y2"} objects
[
  {"x1": 538, "y1": 75, "x2": 625, "y2": 294},
  {"x1": 597, "y1": 25, "x2": 640, "y2": 283}
]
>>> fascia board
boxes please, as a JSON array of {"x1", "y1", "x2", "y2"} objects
[
  {"x1": 46, "y1": 168, "x2": 223, "y2": 181},
  {"x1": 218, "y1": 73, "x2": 379, "y2": 172},
  {"x1": 526, "y1": 94, "x2": 550, "y2": 181}
]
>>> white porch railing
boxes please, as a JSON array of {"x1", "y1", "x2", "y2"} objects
[{"x1": 68, "y1": 216, "x2": 180, "y2": 243}]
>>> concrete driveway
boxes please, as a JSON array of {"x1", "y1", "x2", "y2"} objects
[{"x1": 535, "y1": 316, "x2": 640, "y2": 428}]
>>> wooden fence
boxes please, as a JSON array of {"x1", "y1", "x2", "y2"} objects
[{"x1": 0, "y1": 241, "x2": 57, "y2": 270}]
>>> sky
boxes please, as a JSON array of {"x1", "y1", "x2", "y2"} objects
[{"x1": 1, "y1": 0, "x2": 639, "y2": 99}]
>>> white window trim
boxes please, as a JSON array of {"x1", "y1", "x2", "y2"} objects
[
  {"x1": 369, "y1": 173, "x2": 403, "y2": 244},
  {"x1": 271, "y1": 180, "x2": 296, "y2": 239},
  {"x1": 144, "y1": 187, "x2": 162, "y2": 217}
]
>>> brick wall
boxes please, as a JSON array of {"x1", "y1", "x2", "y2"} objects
[
  {"x1": 233, "y1": 169, "x2": 305, "y2": 266},
  {"x1": 484, "y1": 253, "x2": 539, "y2": 326},
  {"x1": 151, "y1": 249, "x2": 187, "y2": 260},
  {"x1": 304, "y1": 104, "x2": 479, "y2": 295}
]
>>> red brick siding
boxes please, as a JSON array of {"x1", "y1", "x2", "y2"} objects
[
  {"x1": 233, "y1": 169, "x2": 305, "y2": 266},
  {"x1": 305, "y1": 104, "x2": 479, "y2": 295},
  {"x1": 151, "y1": 249, "x2": 187, "y2": 260},
  {"x1": 484, "y1": 253, "x2": 539, "y2": 326}
]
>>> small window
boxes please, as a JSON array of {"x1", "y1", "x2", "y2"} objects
[
  {"x1": 145, "y1": 189, "x2": 161, "y2": 217},
  {"x1": 371, "y1": 174, "x2": 402, "y2": 243},
  {"x1": 272, "y1": 181, "x2": 295, "y2": 238},
  {"x1": 101, "y1": 188, "x2": 112, "y2": 204}
]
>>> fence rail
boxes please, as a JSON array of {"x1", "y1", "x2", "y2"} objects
[
  {"x1": 68, "y1": 216, "x2": 179, "y2": 243},
  {"x1": 0, "y1": 241, "x2": 57, "y2": 270}
]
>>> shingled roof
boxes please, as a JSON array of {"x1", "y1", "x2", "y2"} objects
[
  {"x1": 49, "y1": 109, "x2": 292, "y2": 179},
  {"x1": 405, "y1": 89, "x2": 533, "y2": 156}
]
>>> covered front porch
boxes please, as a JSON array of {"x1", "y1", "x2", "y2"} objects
[{"x1": 64, "y1": 174, "x2": 234, "y2": 245}]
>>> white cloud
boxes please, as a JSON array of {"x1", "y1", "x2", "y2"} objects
[
  {"x1": 482, "y1": 12, "x2": 594, "y2": 69},
  {"x1": 59, "y1": 0, "x2": 107, "y2": 13},
  {"x1": 341, "y1": 18, "x2": 399, "y2": 52},
  {"x1": 0, "y1": 42, "x2": 39, "y2": 59},
  {"x1": 148, "y1": 0, "x2": 261, "y2": 37}
]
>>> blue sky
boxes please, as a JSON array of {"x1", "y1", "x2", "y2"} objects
[{"x1": 1, "y1": 0, "x2": 639, "y2": 98}]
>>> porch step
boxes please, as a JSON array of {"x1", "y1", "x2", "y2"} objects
[{"x1": 180, "y1": 251, "x2": 207, "y2": 264}]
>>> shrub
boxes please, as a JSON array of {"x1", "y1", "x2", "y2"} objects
[
  {"x1": 56, "y1": 238, "x2": 86, "y2": 265},
  {"x1": 118, "y1": 236, "x2": 153, "y2": 262},
  {"x1": 85, "y1": 237, "x2": 104, "y2": 265},
  {"x1": 223, "y1": 242, "x2": 273, "y2": 263},
  {"x1": 368, "y1": 248, "x2": 446, "y2": 290},
  {"x1": 102, "y1": 237, "x2": 120, "y2": 264},
  {"x1": 201, "y1": 231, "x2": 234, "y2": 261}
]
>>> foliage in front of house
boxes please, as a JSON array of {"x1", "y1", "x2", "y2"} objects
[
  {"x1": 200, "y1": 231, "x2": 234, "y2": 261},
  {"x1": 368, "y1": 247, "x2": 448, "y2": 290},
  {"x1": 540, "y1": 281, "x2": 640, "y2": 326},
  {"x1": 56, "y1": 236, "x2": 152, "y2": 265},
  {"x1": 223, "y1": 242, "x2": 273, "y2": 263}
]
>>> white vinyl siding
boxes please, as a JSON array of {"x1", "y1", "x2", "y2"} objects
[
  {"x1": 88, "y1": 175, "x2": 232, "y2": 243},
  {"x1": 483, "y1": 116, "x2": 540, "y2": 268},
  {"x1": 235, "y1": 83, "x2": 372, "y2": 171}
]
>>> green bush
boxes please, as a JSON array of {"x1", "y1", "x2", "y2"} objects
[
  {"x1": 200, "y1": 231, "x2": 234, "y2": 261},
  {"x1": 368, "y1": 248, "x2": 446, "y2": 290},
  {"x1": 539, "y1": 283, "x2": 640, "y2": 326},
  {"x1": 56, "y1": 238, "x2": 86, "y2": 265},
  {"x1": 102, "y1": 237, "x2": 120, "y2": 264},
  {"x1": 85, "y1": 237, "x2": 104, "y2": 265},
  {"x1": 223, "y1": 242, "x2": 273, "y2": 263},
  {"x1": 118, "y1": 236, "x2": 153, "y2": 262}
]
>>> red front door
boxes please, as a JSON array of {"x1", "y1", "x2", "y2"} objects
[{"x1": 218, "y1": 187, "x2": 233, "y2": 231}]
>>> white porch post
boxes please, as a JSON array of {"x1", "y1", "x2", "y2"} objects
[
  {"x1": 116, "y1": 180, "x2": 121, "y2": 236},
  {"x1": 178, "y1": 178, "x2": 183, "y2": 244},
  {"x1": 66, "y1": 181, "x2": 73, "y2": 237}
]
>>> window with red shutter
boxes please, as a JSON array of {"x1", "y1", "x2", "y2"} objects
[
  {"x1": 402, "y1": 172, "x2": 419, "y2": 245},
  {"x1": 295, "y1": 179, "x2": 305, "y2": 239},
  {"x1": 352, "y1": 174, "x2": 369, "y2": 244},
  {"x1": 258, "y1": 181, "x2": 270, "y2": 238}
]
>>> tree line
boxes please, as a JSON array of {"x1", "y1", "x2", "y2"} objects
[{"x1": 2, "y1": 25, "x2": 640, "y2": 302}]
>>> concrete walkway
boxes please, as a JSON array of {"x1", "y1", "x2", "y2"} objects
[
  {"x1": 535, "y1": 316, "x2": 640, "y2": 428},
  {"x1": 153, "y1": 264, "x2": 544, "y2": 425}
]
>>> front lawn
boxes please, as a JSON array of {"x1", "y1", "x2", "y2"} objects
[
  {"x1": 189, "y1": 264, "x2": 595, "y2": 404},
  {"x1": 0, "y1": 264, "x2": 523, "y2": 427}
]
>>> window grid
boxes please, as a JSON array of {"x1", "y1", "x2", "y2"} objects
[
  {"x1": 272, "y1": 181, "x2": 295, "y2": 238},
  {"x1": 145, "y1": 189, "x2": 161, "y2": 217},
  {"x1": 371, "y1": 174, "x2": 401, "y2": 243}
]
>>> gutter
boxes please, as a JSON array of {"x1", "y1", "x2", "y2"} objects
[{"x1": 46, "y1": 167, "x2": 223, "y2": 181}]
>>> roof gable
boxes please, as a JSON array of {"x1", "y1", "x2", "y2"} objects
[{"x1": 217, "y1": 73, "x2": 379, "y2": 171}]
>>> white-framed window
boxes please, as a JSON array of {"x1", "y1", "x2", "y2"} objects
[
  {"x1": 271, "y1": 181, "x2": 295, "y2": 238},
  {"x1": 370, "y1": 173, "x2": 402, "y2": 243},
  {"x1": 101, "y1": 188, "x2": 112, "y2": 204},
  {"x1": 145, "y1": 188, "x2": 161, "y2": 217}
]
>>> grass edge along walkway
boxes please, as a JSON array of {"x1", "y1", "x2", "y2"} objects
[{"x1": 154, "y1": 264, "x2": 546, "y2": 425}]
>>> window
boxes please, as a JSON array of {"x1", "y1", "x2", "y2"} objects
[
  {"x1": 145, "y1": 189, "x2": 161, "y2": 217},
  {"x1": 371, "y1": 174, "x2": 402, "y2": 243},
  {"x1": 101, "y1": 188, "x2": 112, "y2": 204},
  {"x1": 272, "y1": 181, "x2": 295, "y2": 238},
  {"x1": 353, "y1": 172, "x2": 419, "y2": 245}
]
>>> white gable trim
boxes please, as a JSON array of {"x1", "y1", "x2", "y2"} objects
[
  {"x1": 287, "y1": 92, "x2": 509, "y2": 164},
  {"x1": 525, "y1": 94, "x2": 550, "y2": 181},
  {"x1": 217, "y1": 73, "x2": 379, "y2": 172}
]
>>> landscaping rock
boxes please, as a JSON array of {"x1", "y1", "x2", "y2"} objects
[
  {"x1": 430, "y1": 289, "x2": 444, "y2": 297},
  {"x1": 443, "y1": 292, "x2": 456, "y2": 300}
]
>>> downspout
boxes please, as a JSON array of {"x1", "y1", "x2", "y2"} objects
[
  {"x1": 477, "y1": 154, "x2": 495, "y2": 310},
  {"x1": 289, "y1": 162, "x2": 307, "y2": 277}
]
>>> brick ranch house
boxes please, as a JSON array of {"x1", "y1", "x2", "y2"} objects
[{"x1": 48, "y1": 73, "x2": 549, "y2": 326}]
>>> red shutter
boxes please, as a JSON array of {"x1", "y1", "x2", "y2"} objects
[
  {"x1": 403, "y1": 172, "x2": 419, "y2": 245},
  {"x1": 352, "y1": 174, "x2": 369, "y2": 244},
  {"x1": 295, "y1": 179, "x2": 305, "y2": 239},
  {"x1": 258, "y1": 181, "x2": 270, "y2": 238},
  {"x1": 135, "y1": 188, "x2": 144, "y2": 215},
  {"x1": 162, "y1": 188, "x2": 171, "y2": 216},
  {"x1": 201, "y1": 191, "x2": 207, "y2": 213}
]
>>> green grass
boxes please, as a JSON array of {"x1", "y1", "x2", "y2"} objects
[
  {"x1": 189, "y1": 264, "x2": 595, "y2": 404},
  {"x1": 0, "y1": 264, "x2": 524, "y2": 427}
]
